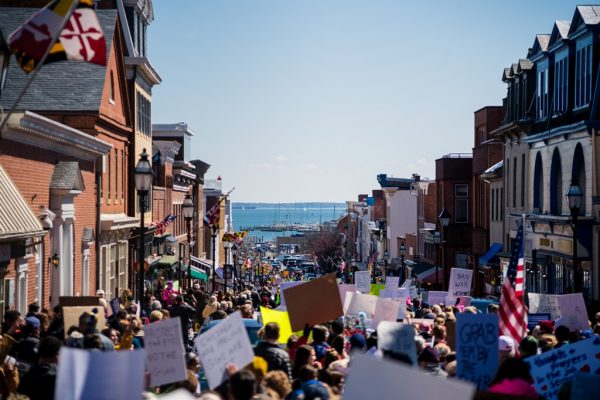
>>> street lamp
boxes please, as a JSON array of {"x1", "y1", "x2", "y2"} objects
[
  {"x1": 400, "y1": 241, "x2": 406, "y2": 282},
  {"x1": 438, "y1": 207, "x2": 451, "y2": 289},
  {"x1": 566, "y1": 179, "x2": 583, "y2": 293},
  {"x1": 433, "y1": 232, "x2": 441, "y2": 289},
  {"x1": 50, "y1": 253, "x2": 60, "y2": 269},
  {"x1": 182, "y1": 192, "x2": 194, "y2": 289},
  {"x1": 135, "y1": 149, "x2": 152, "y2": 306},
  {"x1": 232, "y1": 244, "x2": 238, "y2": 292},
  {"x1": 223, "y1": 242, "x2": 230, "y2": 294},
  {"x1": 211, "y1": 225, "x2": 218, "y2": 292}
]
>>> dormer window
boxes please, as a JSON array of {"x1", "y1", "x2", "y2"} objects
[
  {"x1": 554, "y1": 53, "x2": 568, "y2": 114},
  {"x1": 536, "y1": 61, "x2": 549, "y2": 120},
  {"x1": 575, "y1": 38, "x2": 592, "y2": 109}
]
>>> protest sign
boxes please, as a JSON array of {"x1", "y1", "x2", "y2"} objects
[
  {"x1": 158, "y1": 389, "x2": 197, "y2": 400},
  {"x1": 369, "y1": 284, "x2": 385, "y2": 296},
  {"x1": 456, "y1": 313, "x2": 499, "y2": 390},
  {"x1": 63, "y1": 306, "x2": 106, "y2": 332},
  {"x1": 527, "y1": 293, "x2": 561, "y2": 320},
  {"x1": 346, "y1": 293, "x2": 378, "y2": 317},
  {"x1": 396, "y1": 298, "x2": 407, "y2": 320},
  {"x1": 526, "y1": 336, "x2": 600, "y2": 400},
  {"x1": 338, "y1": 284, "x2": 357, "y2": 304},
  {"x1": 109, "y1": 297, "x2": 120, "y2": 316},
  {"x1": 408, "y1": 286, "x2": 418, "y2": 299},
  {"x1": 448, "y1": 268, "x2": 473, "y2": 301},
  {"x1": 372, "y1": 297, "x2": 400, "y2": 329},
  {"x1": 284, "y1": 273, "x2": 343, "y2": 331},
  {"x1": 56, "y1": 347, "x2": 145, "y2": 400},
  {"x1": 344, "y1": 353, "x2": 475, "y2": 400},
  {"x1": 260, "y1": 306, "x2": 299, "y2": 344},
  {"x1": 570, "y1": 372, "x2": 600, "y2": 400},
  {"x1": 527, "y1": 313, "x2": 552, "y2": 331},
  {"x1": 401, "y1": 279, "x2": 411, "y2": 288},
  {"x1": 385, "y1": 276, "x2": 400, "y2": 289},
  {"x1": 427, "y1": 291, "x2": 448, "y2": 306},
  {"x1": 379, "y1": 288, "x2": 409, "y2": 299},
  {"x1": 458, "y1": 296, "x2": 472, "y2": 307},
  {"x1": 195, "y1": 312, "x2": 254, "y2": 389},
  {"x1": 355, "y1": 271, "x2": 371, "y2": 293},
  {"x1": 59, "y1": 296, "x2": 100, "y2": 307},
  {"x1": 143, "y1": 318, "x2": 186, "y2": 387},
  {"x1": 343, "y1": 291, "x2": 354, "y2": 314},
  {"x1": 555, "y1": 293, "x2": 588, "y2": 332},
  {"x1": 377, "y1": 321, "x2": 418, "y2": 366},
  {"x1": 278, "y1": 281, "x2": 304, "y2": 308}
]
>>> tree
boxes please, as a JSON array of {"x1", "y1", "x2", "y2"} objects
[{"x1": 306, "y1": 230, "x2": 342, "y2": 273}]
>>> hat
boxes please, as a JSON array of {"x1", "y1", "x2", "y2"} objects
[
  {"x1": 350, "y1": 333, "x2": 366, "y2": 350},
  {"x1": 418, "y1": 322, "x2": 431, "y2": 333},
  {"x1": 498, "y1": 335, "x2": 515, "y2": 352},
  {"x1": 418, "y1": 346, "x2": 440, "y2": 364},
  {"x1": 96, "y1": 289, "x2": 105, "y2": 296},
  {"x1": 25, "y1": 316, "x2": 40, "y2": 329},
  {"x1": 519, "y1": 335, "x2": 538, "y2": 355},
  {"x1": 539, "y1": 320, "x2": 555, "y2": 333},
  {"x1": 79, "y1": 310, "x2": 98, "y2": 327},
  {"x1": 301, "y1": 381, "x2": 330, "y2": 400}
]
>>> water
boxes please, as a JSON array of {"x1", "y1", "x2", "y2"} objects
[{"x1": 232, "y1": 203, "x2": 345, "y2": 242}]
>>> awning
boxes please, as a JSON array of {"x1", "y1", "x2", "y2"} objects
[
  {"x1": 479, "y1": 242, "x2": 502, "y2": 266},
  {"x1": 156, "y1": 255, "x2": 179, "y2": 268},
  {"x1": 190, "y1": 266, "x2": 207, "y2": 281},
  {"x1": 190, "y1": 255, "x2": 213, "y2": 270}
]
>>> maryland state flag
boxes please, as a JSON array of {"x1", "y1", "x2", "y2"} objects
[
  {"x1": 9, "y1": 0, "x2": 106, "y2": 73},
  {"x1": 222, "y1": 232, "x2": 236, "y2": 242},
  {"x1": 204, "y1": 202, "x2": 220, "y2": 227}
]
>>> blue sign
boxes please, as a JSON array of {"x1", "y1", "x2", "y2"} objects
[
  {"x1": 109, "y1": 297, "x2": 120, "y2": 315},
  {"x1": 456, "y1": 313, "x2": 499, "y2": 390},
  {"x1": 527, "y1": 313, "x2": 551, "y2": 331}
]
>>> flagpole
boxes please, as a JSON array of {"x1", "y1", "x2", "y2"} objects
[{"x1": 0, "y1": 0, "x2": 80, "y2": 132}]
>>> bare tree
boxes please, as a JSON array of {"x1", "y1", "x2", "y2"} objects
[{"x1": 306, "y1": 230, "x2": 342, "y2": 273}]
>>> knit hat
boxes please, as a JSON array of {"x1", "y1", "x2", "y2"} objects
[
  {"x1": 418, "y1": 346, "x2": 440, "y2": 364},
  {"x1": 498, "y1": 335, "x2": 515, "y2": 352},
  {"x1": 539, "y1": 320, "x2": 555, "y2": 334},
  {"x1": 301, "y1": 381, "x2": 330, "y2": 400},
  {"x1": 79, "y1": 309, "x2": 99, "y2": 327},
  {"x1": 25, "y1": 316, "x2": 40, "y2": 329}
]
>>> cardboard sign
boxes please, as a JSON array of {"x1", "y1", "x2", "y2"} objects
[
  {"x1": 144, "y1": 318, "x2": 187, "y2": 387},
  {"x1": 279, "y1": 281, "x2": 305, "y2": 308},
  {"x1": 527, "y1": 293, "x2": 561, "y2": 320},
  {"x1": 427, "y1": 291, "x2": 448, "y2": 306},
  {"x1": 338, "y1": 284, "x2": 357, "y2": 305},
  {"x1": 570, "y1": 372, "x2": 600, "y2": 400},
  {"x1": 355, "y1": 271, "x2": 371, "y2": 293},
  {"x1": 63, "y1": 306, "x2": 106, "y2": 332},
  {"x1": 456, "y1": 313, "x2": 499, "y2": 390},
  {"x1": 59, "y1": 296, "x2": 100, "y2": 307},
  {"x1": 260, "y1": 306, "x2": 299, "y2": 344},
  {"x1": 377, "y1": 322, "x2": 418, "y2": 366},
  {"x1": 527, "y1": 313, "x2": 552, "y2": 331},
  {"x1": 195, "y1": 312, "x2": 254, "y2": 389},
  {"x1": 555, "y1": 293, "x2": 588, "y2": 332},
  {"x1": 283, "y1": 273, "x2": 343, "y2": 331},
  {"x1": 369, "y1": 284, "x2": 385, "y2": 296},
  {"x1": 385, "y1": 276, "x2": 400, "y2": 290},
  {"x1": 526, "y1": 336, "x2": 600, "y2": 400},
  {"x1": 55, "y1": 347, "x2": 145, "y2": 400},
  {"x1": 379, "y1": 288, "x2": 409, "y2": 299},
  {"x1": 345, "y1": 353, "x2": 475, "y2": 400},
  {"x1": 448, "y1": 268, "x2": 473, "y2": 301},
  {"x1": 396, "y1": 298, "x2": 407, "y2": 320},
  {"x1": 401, "y1": 279, "x2": 411, "y2": 288},
  {"x1": 346, "y1": 293, "x2": 378, "y2": 317},
  {"x1": 372, "y1": 298, "x2": 400, "y2": 329}
]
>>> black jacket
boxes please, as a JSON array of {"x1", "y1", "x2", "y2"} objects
[
  {"x1": 19, "y1": 363, "x2": 57, "y2": 400},
  {"x1": 253, "y1": 341, "x2": 292, "y2": 379}
]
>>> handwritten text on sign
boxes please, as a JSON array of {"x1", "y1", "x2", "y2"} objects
[
  {"x1": 448, "y1": 268, "x2": 473, "y2": 300},
  {"x1": 144, "y1": 317, "x2": 187, "y2": 387},
  {"x1": 525, "y1": 336, "x2": 600, "y2": 400},
  {"x1": 456, "y1": 314, "x2": 499, "y2": 390}
]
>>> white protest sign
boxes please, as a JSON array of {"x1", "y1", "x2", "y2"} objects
[
  {"x1": 527, "y1": 293, "x2": 561, "y2": 320},
  {"x1": 456, "y1": 313, "x2": 499, "y2": 390},
  {"x1": 343, "y1": 291, "x2": 355, "y2": 314},
  {"x1": 526, "y1": 336, "x2": 600, "y2": 400},
  {"x1": 279, "y1": 281, "x2": 305, "y2": 308},
  {"x1": 355, "y1": 271, "x2": 371, "y2": 293},
  {"x1": 396, "y1": 297, "x2": 407, "y2": 320},
  {"x1": 555, "y1": 293, "x2": 588, "y2": 331},
  {"x1": 195, "y1": 312, "x2": 254, "y2": 389},
  {"x1": 427, "y1": 291, "x2": 448, "y2": 306},
  {"x1": 346, "y1": 293, "x2": 378, "y2": 317},
  {"x1": 379, "y1": 288, "x2": 409, "y2": 299},
  {"x1": 401, "y1": 279, "x2": 411, "y2": 288},
  {"x1": 344, "y1": 353, "x2": 476, "y2": 400},
  {"x1": 56, "y1": 347, "x2": 145, "y2": 400},
  {"x1": 338, "y1": 284, "x2": 357, "y2": 305},
  {"x1": 144, "y1": 317, "x2": 187, "y2": 387},
  {"x1": 377, "y1": 321, "x2": 418, "y2": 366},
  {"x1": 448, "y1": 268, "x2": 473, "y2": 301},
  {"x1": 372, "y1": 298, "x2": 400, "y2": 329},
  {"x1": 385, "y1": 276, "x2": 400, "y2": 290},
  {"x1": 408, "y1": 286, "x2": 418, "y2": 299}
]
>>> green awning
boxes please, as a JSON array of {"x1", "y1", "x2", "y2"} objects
[
  {"x1": 156, "y1": 255, "x2": 179, "y2": 268},
  {"x1": 190, "y1": 267, "x2": 208, "y2": 281}
]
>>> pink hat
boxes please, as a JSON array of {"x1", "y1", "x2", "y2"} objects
[{"x1": 406, "y1": 298, "x2": 413, "y2": 306}]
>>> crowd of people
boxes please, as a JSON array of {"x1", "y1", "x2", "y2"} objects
[{"x1": 0, "y1": 278, "x2": 598, "y2": 399}]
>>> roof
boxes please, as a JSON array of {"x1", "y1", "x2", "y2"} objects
[
  {"x1": 517, "y1": 59, "x2": 533, "y2": 72},
  {"x1": 0, "y1": 165, "x2": 45, "y2": 242},
  {"x1": 482, "y1": 160, "x2": 504, "y2": 175},
  {"x1": 576, "y1": 5, "x2": 600, "y2": 26},
  {"x1": 50, "y1": 162, "x2": 84, "y2": 191},
  {"x1": 0, "y1": 8, "x2": 117, "y2": 112},
  {"x1": 555, "y1": 20, "x2": 571, "y2": 39}
]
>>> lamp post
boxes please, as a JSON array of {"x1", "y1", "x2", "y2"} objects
[
  {"x1": 400, "y1": 241, "x2": 406, "y2": 282},
  {"x1": 232, "y1": 244, "x2": 238, "y2": 292},
  {"x1": 223, "y1": 242, "x2": 230, "y2": 294},
  {"x1": 182, "y1": 192, "x2": 194, "y2": 290},
  {"x1": 566, "y1": 180, "x2": 583, "y2": 293},
  {"x1": 135, "y1": 149, "x2": 152, "y2": 307},
  {"x1": 438, "y1": 207, "x2": 451, "y2": 289},
  {"x1": 211, "y1": 225, "x2": 218, "y2": 293},
  {"x1": 433, "y1": 231, "x2": 441, "y2": 289}
]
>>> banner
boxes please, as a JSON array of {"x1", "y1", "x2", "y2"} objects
[
  {"x1": 355, "y1": 271, "x2": 371, "y2": 293},
  {"x1": 456, "y1": 313, "x2": 499, "y2": 390},
  {"x1": 144, "y1": 318, "x2": 186, "y2": 387},
  {"x1": 448, "y1": 268, "x2": 473, "y2": 301},
  {"x1": 195, "y1": 312, "x2": 254, "y2": 389},
  {"x1": 526, "y1": 337, "x2": 600, "y2": 400}
]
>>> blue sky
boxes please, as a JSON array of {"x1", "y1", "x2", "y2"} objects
[{"x1": 149, "y1": 0, "x2": 582, "y2": 202}]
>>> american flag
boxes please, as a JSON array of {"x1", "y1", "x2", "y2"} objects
[{"x1": 499, "y1": 221, "x2": 528, "y2": 345}]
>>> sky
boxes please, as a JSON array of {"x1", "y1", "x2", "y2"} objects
[{"x1": 149, "y1": 0, "x2": 582, "y2": 203}]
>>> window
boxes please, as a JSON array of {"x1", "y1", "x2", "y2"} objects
[
  {"x1": 534, "y1": 152, "x2": 544, "y2": 212},
  {"x1": 536, "y1": 64, "x2": 549, "y2": 119},
  {"x1": 521, "y1": 154, "x2": 525, "y2": 208},
  {"x1": 107, "y1": 150, "x2": 111, "y2": 204},
  {"x1": 500, "y1": 188, "x2": 503, "y2": 221},
  {"x1": 118, "y1": 241, "x2": 128, "y2": 294},
  {"x1": 35, "y1": 243, "x2": 43, "y2": 304},
  {"x1": 575, "y1": 41, "x2": 592, "y2": 108},
  {"x1": 109, "y1": 244, "x2": 117, "y2": 299},
  {"x1": 109, "y1": 71, "x2": 115, "y2": 103},
  {"x1": 115, "y1": 149, "x2": 119, "y2": 202},
  {"x1": 16, "y1": 262, "x2": 27, "y2": 315},
  {"x1": 137, "y1": 92, "x2": 152, "y2": 136},
  {"x1": 121, "y1": 149, "x2": 125, "y2": 201},
  {"x1": 513, "y1": 156, "x2": 517, "y2": 207},
  {"x1": 554, "y1": 56, "x2": 568, "y2": 113},
  {"x1": 455, "y1": 184, "x2": 468, "y2": 223},
  {"x1": 82, "y1": 250, "x2": 89, "y2": 296},
  {"x1": 550, "y1": 149, "x2": 563, "y2": 215}
]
